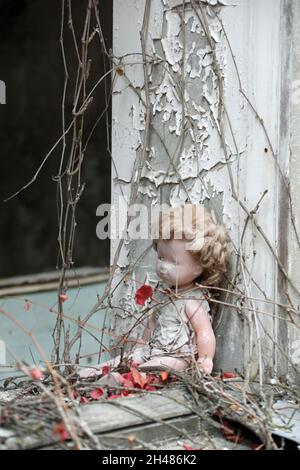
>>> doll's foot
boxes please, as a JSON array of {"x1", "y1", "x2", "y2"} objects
[
  {"x1": 77, "y1": 365, "x2": 102, "y2": 379},
  {"x1": 77, "y1": 365, "x2": 124, "y2": 385},
  {"x1": 97, "y1": 371, "x2": 122, "y2": 387}
]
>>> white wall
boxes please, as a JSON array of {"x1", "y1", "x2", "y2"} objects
[
  {"x1": 111, "y1": 0, "x2": 299, "y2": 382},
  {"x1": 288, "y1": 0, "x2": 300, "y2": 385}
]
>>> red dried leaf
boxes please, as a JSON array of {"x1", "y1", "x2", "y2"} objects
[
  {"x1": 145, "y1": 373, "x2": 156, "y2": 384},
  {"x1": 223, "y1": 434, "x2": 244, "y2": 444},
  {"x1": 102, "y1": 365, "x2": 110, "y2": 376},
  {"x1": 221, "y1": 372, "x2": 238, "y2": 379},
  {"x1": 71, "y1": 390, "x2": 79, "y2": 400},
  {"x1": 119, "y1": 373, "x2": 135, "y2": 389},
  {"x1": 120, "y1": 372, "x2": 132, "y2": 380},
  {"x1": 220, "y1": 418, "x2": 235, "y2": 436},
  {"x1": 52, "y1": 422, "x2": 69, "y2": 442},
  {"x1": 131, "y1": 367, "x2": 148, "y2": 388},
  {"x1": 80, "y1": 396, "x2": 90, "y2": 404},
  {"x1": 160, "y1": 371, "x2": 169, "y2": 382},
  {"x1": 220, "y1": 419, "x2": 244, "y2": 443},
  {"x1": 24, "y1": 302, "x2": 30, "y2": 311},
  {"x1": 120, "y1": 390, "x2": 135, "y2": 398},
  {"x1": 119, "y1": 370, "x2": 156, "y2": 390},
  {"x1": 183, "y1": 444, "x2": 195, "y2": 450},
  {"x1": 29, "y1": 368, "x2": 43, "y2": 380},
  {"x1": 90, "y1": 388, "x2": 104, "y2": 400},
  {"x1": 59, "y1": 294, "x2": 68, "y2": 303},
  {"x1": 134, "y1": 284, "x2": 154, "y2": 306},
  {"x1": 144, "y1": 385, "x2": 156, "y2": 391},
  {"x1": 183, "y1": 443, "x2": 203, "y2": 451},
  {"x1": 107, "y1": 393, "x2": 123, "y2": 400},
  {"x1": 147, "y1": 374, "x2": 161, "y2": 385}
]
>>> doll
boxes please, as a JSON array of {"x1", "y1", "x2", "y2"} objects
[{"x1": 78, "y1": 204, "x2": 229, "y2": 379}]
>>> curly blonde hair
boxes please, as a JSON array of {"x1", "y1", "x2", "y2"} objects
[{"x1": 152, "y1": 204, "x2": 230, "y2": 286}]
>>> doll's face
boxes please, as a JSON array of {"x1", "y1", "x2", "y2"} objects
[{"x1": 156, "y1": 239, "x2": 203, "y2": 289}]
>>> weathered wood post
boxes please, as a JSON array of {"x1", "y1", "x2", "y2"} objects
[
  {"x1": 110, "y1": 0, "x2": 300, "y2": 383},
  {"x1": 287, "y1": 0, "x2": 300, "y2": 386}
]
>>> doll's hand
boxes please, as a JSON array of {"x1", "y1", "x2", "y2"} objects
[{"x1": 197, "y1": 357, "x2": 213, "y2": 374}]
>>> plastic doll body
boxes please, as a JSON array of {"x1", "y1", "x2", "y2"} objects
[
  {"x1": 137, "y1": 238, "x2": 216, "y2": 374},
  {"x1": 79, "y1": 203, "x2": 230, "y2": 380},
  {"x1": 78, "y1": 238, "x2": 216, "y2": 379}
]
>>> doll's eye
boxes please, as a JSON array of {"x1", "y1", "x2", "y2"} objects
[{"x1": 158, "y1": 255, "x2": 165, "y2": 261}]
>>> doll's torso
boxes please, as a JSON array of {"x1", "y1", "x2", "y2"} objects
[{"x1": 149, "y1": 287, "x2": 211, "y2": 360}]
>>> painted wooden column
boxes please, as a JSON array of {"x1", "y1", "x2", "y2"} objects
[
  {"x1": 287, "y1": 0, "x2": 300, "y2": 386},
  {"x1": 110, "y1": 0, "x2": 299, "y2": 382}
]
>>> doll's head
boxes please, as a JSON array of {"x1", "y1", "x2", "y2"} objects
[{"x1": 152, "y1": 204, "x2": 230, "y2": 288}]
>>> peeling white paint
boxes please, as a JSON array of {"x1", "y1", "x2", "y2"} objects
[
  {"x1": 161, "y1": 11, "x2": 182, "y2": 72},
  {"x1": 131, "y1": 104, "x2": 146, "y2": 132},
  {"x1": 163, "y1": 0, "x2": 228, "y2": 8},
  {"x1": 111, "y1": 0, "x2": 295, "y2": 380}
]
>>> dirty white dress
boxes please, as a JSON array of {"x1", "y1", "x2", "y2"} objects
[{"x1": 131, "y1": 287, "x2": 211, "y2": 366}]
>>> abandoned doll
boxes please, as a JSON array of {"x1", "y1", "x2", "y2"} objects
[{"x1": 78, "y1": 204, "x2": 230, "y2": 381}]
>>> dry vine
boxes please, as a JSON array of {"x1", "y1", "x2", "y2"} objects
[{"x1": 1, "y1": 0, "x2": 300, "y2": 450}]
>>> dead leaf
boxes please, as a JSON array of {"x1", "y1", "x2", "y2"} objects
[
  {"x1": 102, "y1": 365, "x2": 110, "y2": 376},
  {"x1": 222, "y1": 372, "x2": 239, "y2": 379},
  {"x1": 59, "y1": 294, "x2": 68, "y2": 303},
  {"x1": 71, "y1": 390, "x2": 79, "y2": 400},
  {"x1": 107, "y1": 393, "x2": 124, "y2": 400},
  {"x1": 80, "y1": 396, "x2": 89, "y2": 403},
  {"x1": 134, "y1": 284, "x2": 154, "y2": 306},
  {"x1": 160, "y1": 371, "x2": 169, "y2": 382},
  {"x1": 29, "y1": 368, "x2": 43, "y2": 380},
  {"x1": 130, "y1": 367, "x2": 148, "y2": 388},
  {"x1": 90, "y1": 388, "x2": 104, "y2": 400},
  {"x1": 220, "y1": 418, "x2": 244, "y2": 444},
  {"x1": 52, "y1": 422, "x2": 69, "y2": 442},
  {"x1": 119, "y1": 372, "x2": 135, "y2": 388}
]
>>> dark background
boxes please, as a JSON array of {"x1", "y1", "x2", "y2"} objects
[{"x1": 0, "y1": 0, "x2": 112, "y2": 278}]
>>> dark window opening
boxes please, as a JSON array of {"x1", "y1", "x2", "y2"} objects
[{"x1": 0, "y1": 0, "x2": 112, "y2": 278}]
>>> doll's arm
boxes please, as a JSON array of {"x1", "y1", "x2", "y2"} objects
[{"x1": 185, "y1": 299, "x2": 216, "y2": 374}]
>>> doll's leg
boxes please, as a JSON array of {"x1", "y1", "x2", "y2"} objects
[
  {"x1": 138, "y1": 355, "x2": 189, "y2": 372},
  {"x1": 77, "y1": 355, "x2": 123, "y2": 378},
  {"x1": 77, "y1": 346, "x2": 149, "y2": 378}
]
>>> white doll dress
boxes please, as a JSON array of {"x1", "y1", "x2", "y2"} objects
[{"x1": 130, "y1": 287, "x2": 211, "y2": 366}]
